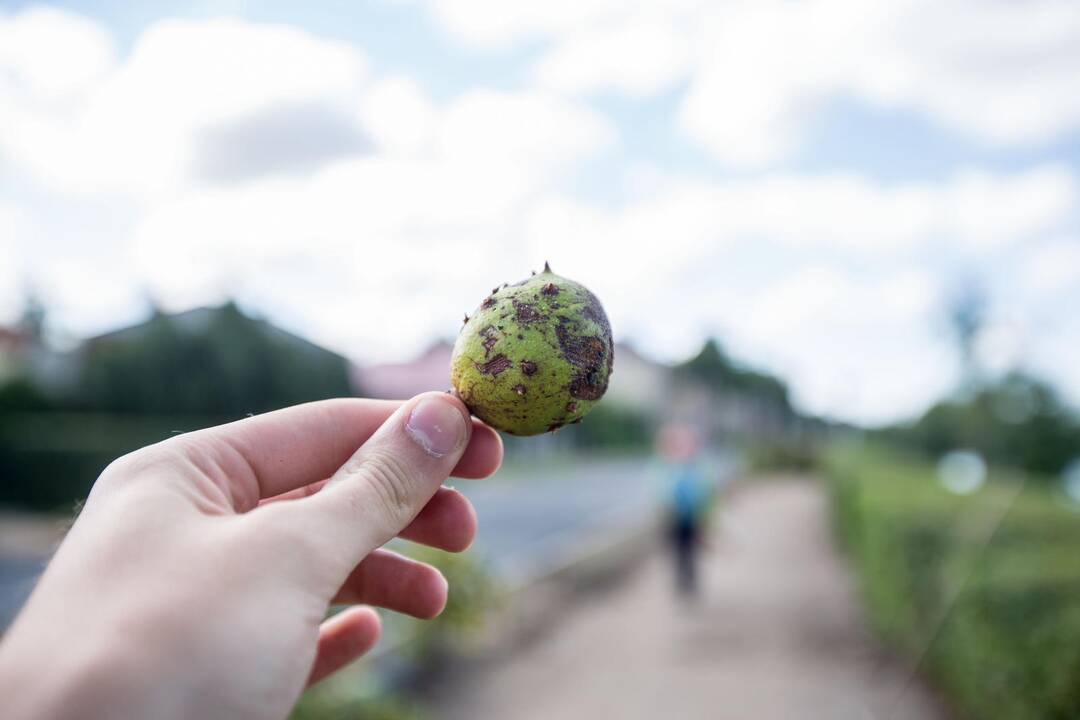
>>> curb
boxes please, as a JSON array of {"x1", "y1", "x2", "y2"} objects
[{"x1": 478, "y1": 514, "x2": 662, "y2": 654}]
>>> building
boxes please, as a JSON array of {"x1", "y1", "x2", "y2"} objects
[
  {"x1": 602, "y1": 343, "x2": 671, "y2": 413},
  {"x1": 352, "y1": 340, "x2": 454, "y2": 399}
]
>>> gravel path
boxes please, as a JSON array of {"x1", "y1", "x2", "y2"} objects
[{"x1": 429, "y1": 476, "x2": 951, "y2": 720}]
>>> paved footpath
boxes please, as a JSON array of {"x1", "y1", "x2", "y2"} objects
[{"x1": 428, "y1": 477, "x2": 951, "y2": 720}]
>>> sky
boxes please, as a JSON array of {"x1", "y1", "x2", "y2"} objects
[{"x1": 2, "y1": 0, "x2": 1080, "y2": 425}]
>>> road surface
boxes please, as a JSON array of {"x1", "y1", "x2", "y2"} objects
[
  {"x1": 460, "y1": 454, "x2": 734, "y2": 586},
  {"x1": 0, "y1": 514, "x2": 67, "y2": 631},
  {"x1": 426, "y1": 477, "x2": 951, "y2": 720}
]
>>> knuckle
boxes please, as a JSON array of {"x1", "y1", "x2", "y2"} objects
[
  {"x1": 94, "y1": 441, "x2": 182, "y2": 492},
  {"x1": 347, "y1": 451, "x2": 417, "y2": 522}
]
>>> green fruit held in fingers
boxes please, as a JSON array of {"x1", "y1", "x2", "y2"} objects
[{"x1": 451, "y1": 263, "x2": 614, "y2": 436}]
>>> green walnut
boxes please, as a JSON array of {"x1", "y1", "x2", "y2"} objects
[{"x1": 451, "y1": 263, "x2": 614, "y2": 435}]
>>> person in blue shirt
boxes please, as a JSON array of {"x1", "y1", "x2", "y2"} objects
[{"x1": 657, "y1": 423, "x2": 713, "y2": 597}]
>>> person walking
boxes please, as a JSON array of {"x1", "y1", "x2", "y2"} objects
[{"x1": 657, "y1": 423, "x2": 712, "y2": 597}]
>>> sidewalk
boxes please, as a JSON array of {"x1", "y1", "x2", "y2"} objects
[{"x1": 425, "y1": 476, "x2": 951, "y2": 720}]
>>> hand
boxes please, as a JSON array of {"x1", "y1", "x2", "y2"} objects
[{"x1": 0, "y1": 393, "x2": 502, "y2": 720}]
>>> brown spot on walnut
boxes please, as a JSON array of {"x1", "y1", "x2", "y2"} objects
[
  {"x1": 580, "y1": 290, "x2": 614, "y2": 376},
  {"x1": 481, "y1": 297, "x2": 495, "y2": 310},
  {"x1": 475, "y1": 354, "x2": 511, "y2": 377},
  {"x1": 547, "y1": 422, "x2": 563, "y2": 433},
  {"x1": 480, "y1": 325, "x2": 498, "y2": 357},
  {"x1": 462, "y1": 313, "x2": 469, "y2": 325},
  {"x1": 513, "y1": 299, "x2": 542, "y2": 325},
  {"x1": 565, "y1": 401, "x2": 577, "y2": 412},
  {"x1": 520, "y1": 360, "x2": 537, "y2": 376},
  {"x1": 556, "y1": 319, "x2": 606, "y2": 370},
  {"x1": 569, "y1": 371, "x2": 605, "y2": 401},
  {"x1": 542, "y1": 282, "x2": 558, "y2": 296},
  {"x1": 513, "y1": 384, "x2": 526, "y2": 396}
]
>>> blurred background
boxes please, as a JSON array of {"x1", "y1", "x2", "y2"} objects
[{"x1": 2, "y1": 1, "x2": 1079, "y2": 718}]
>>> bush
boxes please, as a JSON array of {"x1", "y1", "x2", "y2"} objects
[
  {"x1": 399, "y1": 545, "x2": 497, "y2": 659},
  {"x1": 562, "y1": 402, "x2": 653, "y2": 451},
  {"x1": 825, "y1": 443, "x2": 1080, "y2": 720},
  {"x1": 881, "y1": 372, "x2": 1080, "y2": 478},
  {"x1": 744, "y1": 441, "x2": 820, "y2": 473}
]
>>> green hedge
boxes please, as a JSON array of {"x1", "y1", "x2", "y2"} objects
[
  {"x1": 825, "y1": 444, "x2": 1080, "y2": 720},
  {"x1": 0, "y1": 412, "x2": 235, "y2": 511}
]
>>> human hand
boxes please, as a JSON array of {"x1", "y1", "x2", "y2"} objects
[{"x1": 0, "y1": 393, "x2": 502, "y2": 720}]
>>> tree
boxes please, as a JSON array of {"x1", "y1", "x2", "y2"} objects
[
  {"x1": 77, "y1": 302, "x2": 353, "y2": 416},
  {"x1": 947, "y1": 280, "x2": 987, "y2": 391},
  {"x1": 892, "y1": 372, "x2": 1080, "y2": 477}
]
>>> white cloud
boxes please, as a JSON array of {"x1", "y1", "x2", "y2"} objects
[
  {"x1": 122, "y1": 84, "x2": 616, "y2": 359},
  {"x1": 1022, "y1": 238, "x2": 1080, "y2": 295},
  {"x1": 947, "y1": 167, "x2": 1078, "y2": 248},
  {"x1": 422, "y1": 0, "x2": 1080, "y2": 167},
  {"x1": 0, "y1": 7, "x2": 115, "y2": 100},
  {"x1": 534, "y1": 13, "x2": 692, "y2": 96},
  {"x1": 360, "y1": 76, "x2": 436, "y2": 158},
  {"x1": 519, "y1": 164, "x2": 1078, "y2": 421},
  {"x1": 0, "y1": 13, "x2": 369, "y2": 193},
  {"x1": 527, "y1": 165, "x2": 1076, "y2": 262},
  {"x1": 1028, "y1": 316, "x2": 1080, "y2": 412},
  {"x1": 422, "y1": 0, "x2": 627, "y2": 50},
  {"x1": 0, "y1": 8, "x2": 617, "y2": 359},
  {"x1": 741, "y1": 265, "x2": 953, "y2": 422},
  {"x1": 438, "y1": 89, "x2": 616, "y2": 180},
  {"x1": 680, "y1": 0, "x2": 1080, "y2": 167},
  {"x1": 0, "y1": 205, "x2": 30, "y2": 323}
]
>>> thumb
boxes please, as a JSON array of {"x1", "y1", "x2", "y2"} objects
[{"x1": 292, "y1": 392, "x2": 473, "y2": 574}]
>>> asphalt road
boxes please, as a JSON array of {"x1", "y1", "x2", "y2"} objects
[
  {"x1": 0, "y1": 555, "x2": 45, "y2": 631},
  {"x1": 462, "y1": 456, "x2": 679, "y2": 584}
]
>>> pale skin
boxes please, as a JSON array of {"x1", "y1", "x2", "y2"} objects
[{"x1": 0, "y1": 392, "x2": 503, "y2": 720}]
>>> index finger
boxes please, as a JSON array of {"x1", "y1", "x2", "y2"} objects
[{"x1": 181, "y1": 398, "x2": 502, "y2": 505}]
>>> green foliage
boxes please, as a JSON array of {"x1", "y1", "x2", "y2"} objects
[
  {"x1": 674, "y1": 338, "x2": 792, "y2": 412},
  {"x1": 290, "y1": 547, "x2": 495, "y2": 720},
  {"x1": 399, "y1": 545, "x2": 497, "y2": 658},
  {"x1": 0, "y1": 302, "x2": 355, "y2": 510},
  {"x1": 673, "y1": 338, "x2": 809, "y2": 449},
  {"x1": 291, "y1": 693, "x2": 426, "y2": 720},
  {"x1": 881, "y1": 372, "x2": 1080, "y2": 478},
  {"x1": 744, "y1": 440, "x2": 820, "y2": 472},
  {"x1": 0, "y1": 377, "x2": 53, "y2": 412},
  {"x1": 78, "y1": 303, "x2": 352, "y2": 415},
  {"x1": 825, "y1": 443, "x2": 1080, "y2": 720},
  {"x1": 563, "y1": 402, "x2": 652, "y2": 450},
  {"x1": 0, "y1": 412, "x2": 224, "y2": 510}
]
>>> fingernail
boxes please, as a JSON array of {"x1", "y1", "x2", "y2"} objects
[{"x1": 405, "y1": 396, "x2": 466, "y2": 458}]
